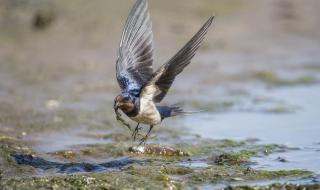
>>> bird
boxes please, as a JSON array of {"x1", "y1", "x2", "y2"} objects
[{"x1": 113, "y1": 0, "x2": 214, "y2": 145}]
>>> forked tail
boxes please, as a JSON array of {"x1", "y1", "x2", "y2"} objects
[{"x1": 157, "y1": 105, "x2": 198, "y2": 120}]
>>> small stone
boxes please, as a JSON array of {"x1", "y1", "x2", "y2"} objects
[
  {"x1": 128, "y1": 146, "x2": 145, "y2": 154},
  {"x1": 244, "y1": 167, "x2": 256, "y2": 174},
  {"x1": 85, "y1": 177, "x2": 96, "y2": 184}
]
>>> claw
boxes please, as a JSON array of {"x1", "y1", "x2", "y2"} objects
[
  {"x1": 139, "y1": 137, "x2": 147, "y2": 146},
  {"x1": 138, "y1": 125, "x2": 153, "y2": 146},
  {"x1": 132, "y1": 131, "x2": 138, "y2": 141}
]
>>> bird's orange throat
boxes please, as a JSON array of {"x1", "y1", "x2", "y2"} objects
[{"x1": 120, "y1": 102, "x2": 135, "y2": 114}]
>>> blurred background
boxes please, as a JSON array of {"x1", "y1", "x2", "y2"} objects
[{"x1": 0, "y1": 0, "x2": 320, "y2": 175}]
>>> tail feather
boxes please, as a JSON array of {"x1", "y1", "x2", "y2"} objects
[{"x1": 157, "y1": 106, "x2": 200, "y2": 120}]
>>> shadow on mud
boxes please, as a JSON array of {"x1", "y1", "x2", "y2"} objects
[{"x1": 13, "y1": 154, "x2": 141, "y2": 174}]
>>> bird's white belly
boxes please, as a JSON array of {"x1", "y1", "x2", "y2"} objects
[{"x1": 131, "y1": 99, "x2": 161, "y2": 125}]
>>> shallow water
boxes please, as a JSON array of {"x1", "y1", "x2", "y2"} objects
[
  {"x1": 27, "y1": 127, "x2": 112, "y2": 153},
  {"x1": 184, "y1": 85, "x2": 320, "y2": 173}
]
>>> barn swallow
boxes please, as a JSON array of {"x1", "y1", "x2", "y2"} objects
[{"x1": 114, "y1": 0, "x2": 214, "y2": 145}]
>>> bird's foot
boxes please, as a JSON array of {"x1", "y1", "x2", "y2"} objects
[
  {"x1": 139, "y1": 136, "x2": 148, "y2": 146},
  {"x1": 138, "y1": 125, "x2": 153, "y2": 146}
]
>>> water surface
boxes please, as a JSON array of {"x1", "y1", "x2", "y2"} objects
[{"x1": 184, "y1": 85, "x2": 320, "y2": 173}]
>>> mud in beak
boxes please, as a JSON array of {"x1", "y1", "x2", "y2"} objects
[
  {"x1": 114, "y1": 101, "x2": 123, "y2": 112},
  {"x1": 114, "y1": 102, "x2": 119, "y2": 111}
]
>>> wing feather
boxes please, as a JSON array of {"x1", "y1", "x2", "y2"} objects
[
  {"x1": 116, "y1": 0, "x2": 154, "y2": 96},
  {"x1": 141, "y1": 16, "x2": 214, "y2": 102}
]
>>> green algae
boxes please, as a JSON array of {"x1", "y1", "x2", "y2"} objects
[
  {"x1": 0, "y1": 173, "x2": 169, "y2": 190},
  {"x1": 254, "y1": 71, "x2": 318, "y2": 87},
  {"x1": 0, "y1": 165, "x2": 187, "y2": 190},
  {"x1": 189, "y1": 165, "x2": 312, "y2": 185},
  {"x1": 72, "y1": 143, "x2": 130, "y2": 158},
  {"x1": 252, "y1": 170, "x2": 312, "y2": 180},
  {"x1": 0, "y1": 136, "x2": 316, "y2": 189},
  {"x1": 184, "y1": 139, "x2": 287, "y2": 157},
  {"x1": 187, "y1": 100, "x2": 235, "y2": 113},
  {"x1": 0, "y1": 114, "x2": 315, "y2": 189},
  {"x1": 160, "y1": 165, "x2": 193, "y2": 175},
  {"x1": 50, "y1": 144, "x2": 190, "y2": 162},
  {"x1": 0, "y1": 135, "x2": 35, "y2": 178},
  {"x1": 264, "y1": 106, "x2": 295, "y2": 114},
  {"x1": 220, "y1": 139, "x2": 247, "y2": 148},
  {"x1": 185, "y1": 139, "x2": 244, "y2": 156},
  {"x1": 2, "y1": 137, "x2": 314, "y2": 189},
  {"x1": 1, "y1": 159, "x2": 312, "y2": 190},
  {"x1": 210, "y1": 150, "x2": 256, "y2": 166}
]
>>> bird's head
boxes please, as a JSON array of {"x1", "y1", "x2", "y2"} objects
[{"x1": 114, "y1": 94, "x2": 135, "y2": 114}]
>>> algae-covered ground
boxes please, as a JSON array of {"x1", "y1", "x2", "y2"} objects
[
  {"x1": 0, "y1": 133, "x2": 317, "y2": 189},
  {"x1": 1, "y1": 0, "x2": 320, "y2": 189}
]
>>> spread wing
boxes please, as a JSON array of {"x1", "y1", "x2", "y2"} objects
[
  {"x1": 140, "y1": 16, "x2": 214, "y2": 102},
  {"x1": 116, "y1": 0, "x2": 153, "y2": 96}
]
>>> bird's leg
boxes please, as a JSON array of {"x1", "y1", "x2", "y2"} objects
[
  {"x1": 115, "y1": 108, "x2": 132, "y2": 131},
  {"x1": 139, "y1": 125, "x2": 154, "y2": 146},
  {"x1": 132, "y1": 123, "x2": 141, "y2": 141}
]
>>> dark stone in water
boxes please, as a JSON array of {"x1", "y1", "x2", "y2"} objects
[
  {"x1": 243, "y1": 167, "x2": 256, "y2": 174},
  {"x1": 276, "y1": 157, "x2": 288, "y2": 162},
  {"x1": 13, "y1": 154, "x2": 140, "y2": 174}
]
